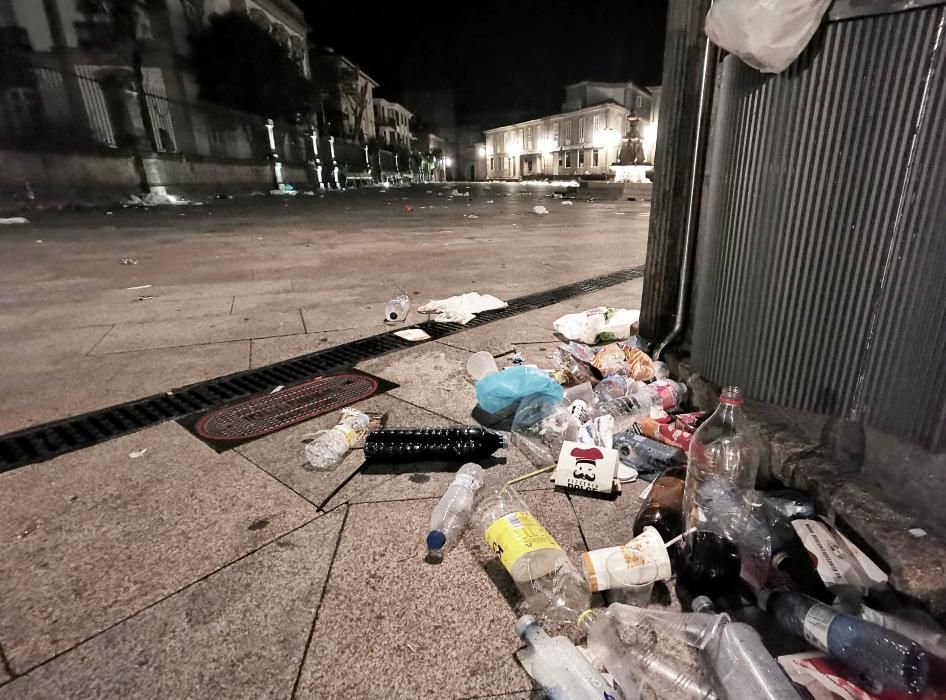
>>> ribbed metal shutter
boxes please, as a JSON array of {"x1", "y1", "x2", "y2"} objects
[{"x1": 691, "y1": 6, "x2": 946, "y2": 450}]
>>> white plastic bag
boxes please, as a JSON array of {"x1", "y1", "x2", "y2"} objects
[
  {"x1": 553, "y1": 307, "x2": 640, "y2": 344},
  {"x1": 705, "y1": 0, "x2": 832, "y2": 74}
]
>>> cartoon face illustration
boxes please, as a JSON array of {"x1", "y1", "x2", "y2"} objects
[{"x1": 570, "y1": 446, "x2": 603, "y2": 482}]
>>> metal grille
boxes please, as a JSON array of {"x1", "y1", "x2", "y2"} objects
[
  {"x1": 0, "y1": 265, "x2": 645, "y2": 472},
  {"x1": 691, "y1": 7, "x2": 946, "y2": 450}
]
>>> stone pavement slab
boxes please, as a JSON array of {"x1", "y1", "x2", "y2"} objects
[
  {"x1": 0, "y1": 340, "x2": 250, "y2": 435},
  {"x1": 91, "y1": 310, "x2": 305, "y2": 354},
  {"x1": 295, "y1": 491, "x2": 585, "y2": 698},
  {"x1": 235, "y1": 394, "x2": 451, "y2": 507},
  {"x1": 249, "y1": 329, "x2": 375, "y2": 368},
  {"x1": 0, "y1": 326, "x2": 111, "y2": 366},
  {"x1": 514, "y1": 278, "x2": 646, "y2": 330},
  {"x1": 0, "y1": 509, "x2": 345, "y2": 699},
  {"x1": 357, "y1": 342, "x2": 478, "y2": 424},
  {"x1": 0, "y1": 422, "x2": 317, "y2": 673},
  {"x1": 437, "y1": 317, "x2": 559, "y2": 357}
]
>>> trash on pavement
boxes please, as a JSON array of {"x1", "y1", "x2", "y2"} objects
[
  {"x1": 581, "y1": 526, "x2": 673, "y2": 592},
  {"x1": 132, "y1": 295, "x2": 154, "y2": 302},
  {"x1": 562, "y1": 200, "x2": 574, "y2": 205},
  {"x1": 384, "y1": 294, "x2": 410, "y2": 323},
  {"x1": 0, "y1": 217, "x2": 29, "y2": 224},
  {"x1": 553, "y1": 307, "x2": 640, "y2": 344},
  {"x1": 426, "y1": 462, "x2": 484, "y2": 562},
  {"x1": 450, "y1": 189, "x2": 470, "y2": 197},
  {"x1": 467, "y1": 350, "x2": 499, "y2": 380},
  {"x1": 532, "y1": 205, "x2": 550, "y2": 215},
  {"x1": 417, "y1": 291, "x2": 508, "y2": 324},
  {"x1": 705, "y1": 0, "x2": 832, "y2": 74},
  {"x1": 120, "y1": 257, "x2": 139, "y2": 265},
  {"x1": 403, "y1": 204, "x2": 414, "y2": 212},
  {"x1": 631, "y1": 466, "x2": 687, "y2": 540},
  {"x1": 393, "y1": 328, "x2": 430, "y2": 342},
  {"x1": 475, "y1": 482, "x2": 590, "y2": 622},
  {"x1": 364, "y1": 426, "x2": 506, "y2": 463},
  {"x1": 474, "y1": 364, "x2": 563, "y2": 414},
  {"x1": 128, "y1": 448, "x2": 148, "y2": 459},
  {"x1": 303, "y1": 408, "x2": 372, "y2": 471},
  {"x1": 126, "y1": 284, "x2": 152, "y2": 290},
  {"x1": 554, "y1": 441, "x2": 620, "y2": 493}
]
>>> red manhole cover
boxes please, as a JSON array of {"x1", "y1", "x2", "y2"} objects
[{"x1": 195, "y1": 373, "x2": 383, "y2": 442}]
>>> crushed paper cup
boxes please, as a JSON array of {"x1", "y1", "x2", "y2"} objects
[{"x1": 581, "y1": 526, "x2": 672, "y2": 591}]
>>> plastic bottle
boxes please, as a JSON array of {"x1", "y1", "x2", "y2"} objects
[
  {"x1": 759, "y1": 589, "x2": 930, "y2": 694},
  {"x1": 594, "y1": 375, "x2": 628, "y2": 403},
  {"x1": 632, "y1": 466, "x2": 687, "y2": 541},
  {"x1": 426, "y1": 463, "x2": 484, "y2": 561},
  {"x1": 475, "y1": 483, "x2": 590, "y2": 622},
  {"x1": 515, "y1": 615, "x2": 621, "y2": 700},
  {"x1": 613, "y1": 432, "x2": 685, "y2": 470},
  {"x1": 580, "y1": 608, "x2": 718, "y2": 700},
  {"x1": 384, "y1": 293, "x2": 410, "y2": 322},
  {"x1": 691, "y1": 597, "x2": 802, "y2": 700},
  {"x1": 364, "y1": 426, "x2": 506, "y2": 463},
  {"x1": 303, "y1": 409, "x2": 371, "y2": 471},
  {"x1": 679, "y1": 385, "x2": 762, "y2": 598},
  {"x1": 637, "y1": 379, "x2": 688, "y2": 412},
  {"x1": 593, "y1": 394, "x2": 649, "y2": 433}
]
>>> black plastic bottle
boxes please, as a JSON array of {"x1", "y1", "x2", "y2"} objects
[{"x1": 364, "y1": 426, "x2": 507, "y2": 463}]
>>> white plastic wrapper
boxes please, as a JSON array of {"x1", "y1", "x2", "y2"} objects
[
  {"x1": 705, "y1": 0, "x2": 832, "y2": 74},
  {"x1": 553, "y1": 307, "x2": 640, "y2": 344}
]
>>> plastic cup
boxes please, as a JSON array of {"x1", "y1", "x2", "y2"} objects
[{"x1": 467, "y1": 351, "x2": 499, "y2": 380}]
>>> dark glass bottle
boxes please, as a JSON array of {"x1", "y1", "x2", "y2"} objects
[
  {"x1": 364, "y1": 426, "x2": 507, "y2": 463},
  {"x1": 676, "y1": 529, "x2": 742, "y2": 599},
  {"x1": 631, "y1": 466, "x2": 687, "y2": 542}
]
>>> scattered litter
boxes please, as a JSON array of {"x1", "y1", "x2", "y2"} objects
[
  {"x1": 562, "y1": 200, "x2": 574, "y2": 206},
  {"x1": 486, "y1": 200, "x2": 494, "y2": 204},
  {"x1": 465, "y1": 214, "x2": 479, "y2": 219},
  {"x1": 126, "y1": 192, "x2": 196, "y2": 207},
  {"x1": 270, "y1": 385, "x2": 284, "y2": 394},
  {"x1": 304, "y1": 409, "x2": 373, "y2": 471},
  {"x1": 554, "y1": 307, "x2": 641, "y2": 344},
  {"x1": 614, "y1": 212, "x2": 626, "y2": 215},
  {"x1": 394, "y1": 328, "x2": 431, "y2": 342},
  {"x1": 0, "y1": 217, "x2": 29, "y2": 225},
  {"x1": 126, "y1": 284, "x2": 152, "y2": 290},
  {"x1": 404, "y1": 204, "x2": 414, "y2": 213},
  {"x1": 450, "y1": 189, "x2": 470, "y2": 197},
  {"x1": 406, "y1": 643, "x2": 418, "y2": 654},
  {"x1": 418, "y1": 292, "x2": 508, "y2": 324},
  {"x1": 128, "y1": 448, "x2": 148, "y2": 459},
  {"x1": 532, "y1": 205, "x2": 549, "y2": 215},
  {"x1": 120, "y1": 258, "x2": 139, "y2": 265},
  {"x1": 133, "y1": 295, "x2": 154, "y2": 302},
  {"x1": 426, "y1": 190, "x2": 433, "y2": 194},
  {"x1": 35, "y1": 239, "x2": 43, "y2": 243},
  {"x1": 909, "y1": 528, "x2": 927, "y2": 538}
]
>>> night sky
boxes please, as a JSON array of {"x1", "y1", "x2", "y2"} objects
[{"x1": 299, "y1": 1, "x2": 668, "y2": 129}]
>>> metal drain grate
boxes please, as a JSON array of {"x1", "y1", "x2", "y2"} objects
[{"x1": 0, "y1": 265, "x2": 644, "y2": 473}]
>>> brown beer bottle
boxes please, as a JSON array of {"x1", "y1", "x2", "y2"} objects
[{"x1": 631, "y1": 467, "x2": 687, "y2": 542}]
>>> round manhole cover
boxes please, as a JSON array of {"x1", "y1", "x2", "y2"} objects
[{"x1": 195, "y1": 373, "x2": 380, "y2": 441}]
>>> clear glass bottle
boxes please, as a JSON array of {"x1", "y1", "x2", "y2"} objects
[{"x1": 474, "y1": 483, "x2": 590, "y2": 623}]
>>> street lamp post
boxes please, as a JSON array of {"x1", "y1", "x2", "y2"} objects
[
  {"x1": 265, "y1": 118, "x2": 283, "y2": 190},
  {"x1": 329, "y1": 135, "x2": 340, "y2": 189},
  {"x1": 309, "y1": 125, "x2": 324, "y2": 190}
]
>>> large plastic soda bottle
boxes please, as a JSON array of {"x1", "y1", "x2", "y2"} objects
[
  {"x1": 515, "y1": 615, "x2": 621, "y2": 700},
  {"x1": 426, "y1": 463, "x2": 484, "y2": 561},
  {"x1": 475, "y1": 483, "x2": 590, "y2": 622},
  {"x1": 678, "y1": 385, "x2": 762, "y2": 598},
  {"x1": 364, "y1": 426, "x2": 506, "y2": 463}
]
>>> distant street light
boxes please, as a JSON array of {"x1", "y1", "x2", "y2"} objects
[
  {"x1": 478, "y1": 146, "x2": 486, "y2": 158},
  {"x1": 444, "y1": 157, "x2": 453, "y2": 167}
]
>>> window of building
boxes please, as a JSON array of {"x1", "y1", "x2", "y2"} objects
[
  {"x1": 553, "y1": 123, "x2": 560, "y2": 146},
  {"x1": 593, "y1": 149, "x2": 599, "y2": 166},
  {"x1": 558, "y1": 152, "x2": 564, "y2": 167},
  {"x1": 526, "y1": 126, "x2": 532, "y2": 150},
  {"x1": 498, "y1": 133, "x2": 504, "y2": 152},
  {"x1": 578, "y1": 149, "x2": 585, "y2": 167},
  {"x1": 537, "y1": 126, "x2": 544, "y2": 146},
  {"x1": 565, "y1": 151, "x2": 572, "y2": 167},
  {"x1": 592, "y1": 114, "x2": 600, "y2": 134},
  {"x1": 636, "y1": 95, "x2": 643, "y2": 108},
  {"x1": 578, "y1": 118, "x2": 584, "y2": 143},
  {"x1": 564, "y1": 120, "x2": 572, "y2": 144}
]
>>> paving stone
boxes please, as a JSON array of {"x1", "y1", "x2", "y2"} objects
[
  {"x1": 0, "y1": 510, "x2": 345, "y2": 699},
  {"x1": 0, "y1": 340, "x2": 250, "y2": 435},
  {"x1": 0, "y1": 326, "x2": 111, "y2": 365},
  {"x1": 567, "y1": 480, "x2": 649, "y2": 552},
  {"x1": 0, "y1": 422, "x2": 317, "y2": 673},
  {"x1": 357, "y1": 343, "x2": 479, "y2": 424},
  {"x1": 437, "y1": 317, "x2": 559, "y2": 357},
  {"x1": 249, "y1": 329, "x2": 376, "y2": 368},
  {"x1": 295, "y1": 492, "x2": 585, "y2": 698},
  {"x1": 91, "y1": 310, "x2": 305, "y2": 354},
  {"x1": 235, "y1": 394, "x2": 454, "y2": 507}
]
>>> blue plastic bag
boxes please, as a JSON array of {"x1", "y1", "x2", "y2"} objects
[{"x1": 474, "y1": 366, "x2": 563, "y2": 414}]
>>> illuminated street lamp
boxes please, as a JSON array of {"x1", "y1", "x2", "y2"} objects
[{"x1": 478, "y1": 146, "x2": 486, "y2": 158}]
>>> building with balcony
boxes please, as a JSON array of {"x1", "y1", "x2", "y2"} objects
[
  {"x1": 319, "y1": 52, "x2": 377, "y2": 143},
  {"x1": 372, "y1": 98, "x2": 411, "y2": 148}
]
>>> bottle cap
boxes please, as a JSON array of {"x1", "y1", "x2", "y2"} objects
[
  {"x1": 426, "y1": 530, "x2": 446, "y2": 551},
  {"x1": 514, "y1": 614, "x2": 538, "y2": 639}
]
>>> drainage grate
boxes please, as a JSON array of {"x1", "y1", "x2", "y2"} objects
[
  {"x1": 180, "y1": 370, "x2": 397, "y2": 451},
  {"x1": 0, "y1": 265, "x2": 644, "y2": 473}
]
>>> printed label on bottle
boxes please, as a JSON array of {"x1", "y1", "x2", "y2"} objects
[
  {"x1": 802, "y1": 604, "x2": 837, "y2": 650},
  {"x1": 652, "y1": 383, "x2": 678, "y2": 410},
  {"x1": 332, "y1": 424, "x2": 358, "y2": 447},
  {"x1": 485, "y1": 512, "x2": 563, "y2": 572}
]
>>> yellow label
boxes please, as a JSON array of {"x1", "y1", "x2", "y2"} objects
[{"x1": 484, "y1": 512, "x2": 562, "y2": 572}]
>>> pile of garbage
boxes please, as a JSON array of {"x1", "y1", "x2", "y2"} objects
[{"x1": 305, "y1": 304, "x2": 945, "y2": 700}]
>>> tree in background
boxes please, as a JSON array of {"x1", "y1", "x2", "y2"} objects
[
  {"x1": 190, "y1": 12, "x2": 313, "y2": 119},
  {"x1": 336, "y1": 62, "x2": 370, "y2": 143}
]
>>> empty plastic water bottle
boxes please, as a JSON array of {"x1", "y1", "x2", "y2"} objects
[
  {"x1": 304, "y1": 409, "x2": 371, "y2": 471},
  {"x1": 515, "y1": 615, "x2": 621, "y2": 700},
  {"x1": 426, "y1": 463, "x2": 484, "y2": 561},
  {"x1": 475, "y1": 483, "x2": 590, "y2": 622},
  {"x1": 364, "y1": 426, "x2": 506, "y2": 463},
  {"x1": 385, "y1": 294, "x2": 410, "y2": 322},
  {"x1": 593, "y1": 395, "x2": 649, "y2": 432},
  {"x1": 759, "y1": 589, "x2": 930, "y2": 694},
  {"x1": 579, "y1": 606, "x2": 718, "y2": 700}
]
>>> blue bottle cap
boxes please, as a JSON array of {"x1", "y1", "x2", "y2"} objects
[{"x1": 426, "y1": 530, "x2": 446, "y2": 551}]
